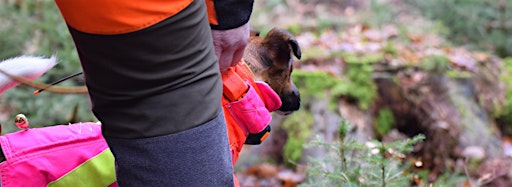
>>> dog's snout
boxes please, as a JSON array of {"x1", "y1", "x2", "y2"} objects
[
  {"x1": 292, "y1": 89, "x2": 300, "y2": 99},
  {"x1": 290, "y1": 89, "x2": 301, "y2": 109},
  {"x1": 291, "y1": 89, "x2": 301, "y2": 110},
  {"x1": 277, "y1": 89, "x2": 301, "y2": 115}
]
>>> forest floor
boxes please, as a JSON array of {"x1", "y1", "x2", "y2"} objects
[{"x1": 235, "y1": 0, "x2": 512, "y2": 186}]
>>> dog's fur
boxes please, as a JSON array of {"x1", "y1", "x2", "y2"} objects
[{"x1": 244, "y1": 28, "x2": 302, "y2": 115}]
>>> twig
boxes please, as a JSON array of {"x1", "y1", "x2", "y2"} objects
[{"x1": 0, "y1": 68, "x2": 88, "y2": 94}]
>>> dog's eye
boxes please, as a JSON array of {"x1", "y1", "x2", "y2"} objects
[{"x1": 271, "y1": 69, "x2": 284, "y2": 77}]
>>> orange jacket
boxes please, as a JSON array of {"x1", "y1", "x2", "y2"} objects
[
  {"x1": 54, "y1": 0, "x2": 193, "y2": 35},
  {"x1": 55, "y1": 0, "x2": 253, "y2": 34}
]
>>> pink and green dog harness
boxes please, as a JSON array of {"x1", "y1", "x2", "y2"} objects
[{"x1": 0, "y1": 122, "x2": 116, "y2": 187}]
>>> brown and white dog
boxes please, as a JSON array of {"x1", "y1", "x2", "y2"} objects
[{"x1": 244, "y1": 28, "x2": 302, "y2": 115}]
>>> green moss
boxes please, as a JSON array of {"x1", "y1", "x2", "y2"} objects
[
  {"x1": 344, "y1": 52, "x2": 384, "y2": 64},
  {"x1": 345, "y1": 63, "x2": 377, "y2": 110},
  {"x1": 419, "y1": 54, "x2": 451, "y2": 74},
  {"x1": 317, "y1": 18, "x2": 335, "y2": 31},
  {"x1": 292, "y1": 70, "x2": 350, "y2": 108},
  {"x1": 446, "y1": 70, "x2": 472, "y2": 78},
  {"x1": 374, "y1": 108, "x2": 395, "y2": 137},
  {"x1": 382, "y1": 42, "x2": 398, "y2": 56},
  {"x1": 292, "y1": 70, "x2": 341, "y2": 99},
  {"x1": 284, "y1": 54, "x2": 380, "y2": 164},
  {"x1": 283, "y1": 138, "x2": 304, "y2": 166},
  {"x1": 293, "y1": 52, "x2": 379, "y2": 110},
  {"x1": 301, "y1": 47, "x2": 328, "y2": 61},
  {"x1": 495, "y1": 57, "x2": 512, "y2": 135},
  {"x1": 281, "y1": 109, "x2": 314, "y2": 166},
  {"x1": 287, "y1": 24, "x2": 302, "y2": 36}
]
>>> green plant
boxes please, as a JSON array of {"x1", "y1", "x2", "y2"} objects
[
  {"x1": 419, "y1": 54, "x2": 451, "y2": 74},
  {"x1": 282, "y1": 109, "x2": 315, "y2": 167},
  {"x1": 292, "y1": 70, "x2": 345, "y2": 107},
  {"x1": 342, "y1": 53, "x2": 380, "y2": 110},
  {"x1": 406, "y1": 0, "x2": 512, "y2": 57},
  {"x1": 293, "y1": 52, "x2": 380, "y2": 111},
  {"x1": 359, "y1": 0, "x2": 399, "y2": 28},
  {"x1": 300, "y1": 120, "x2": 425, "y2": 187},
  {"x1": 496, "y1": 57, "x2": 512, "y2": 135},
  {"x1": 0, "y1": 0, "x2": 94, "y2": 132},
  {"x1": 415, "y1": 166, "x2": 468, "y2": 187},
  {"x1": 285, "y1": 66, "x2": 378, "y2": 166},
  {"x1": 374, "y1": 108, "x2": 395, "y2": 138},
  {"x1": 382, "y1": 42, "x2": 398, "y2": 56}
]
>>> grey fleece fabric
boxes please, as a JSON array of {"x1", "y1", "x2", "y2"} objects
[{"x1": 105, "y1": 112, "x2": 234, "y2": 186}]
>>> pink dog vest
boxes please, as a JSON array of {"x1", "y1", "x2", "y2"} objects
[{"x1": 0, "y1": 123, "x2": 116, "y2": 187}]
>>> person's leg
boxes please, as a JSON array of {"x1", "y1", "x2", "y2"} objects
[
  {"x1": 59, "y1": 0, "x2": 232, "y2": 185},
  {"x1": 106, "y1": 112, "x2": 234, "y2": 186}
]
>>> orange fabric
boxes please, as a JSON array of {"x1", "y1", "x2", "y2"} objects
[
  {"x1": 205, "y1": 0, "x2": 219, "y2": 25},
  {"x1": 233, "y1": 174, "x2": 241, "y2": 187},
  {"x1": 54, "y1": 0, "x2": 193, "y2": 35},
  {"x1": 222, "y1": 69, "x2": 248, "y2": 102},
  {"x1": 221, "y1": 62, "x2": 265, "y2": 166}
]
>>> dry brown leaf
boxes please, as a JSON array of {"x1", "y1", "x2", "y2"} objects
[
  {"x1": 408, "y1": 34, "x2": 423, "y2": 44},
  {"x1": 463, "y1": 180, "x2": 471, "y2": 187},
  {"x1": 245, "y1": 163, "x2": 278, "y2": 179},
  {"x1": 475, "y1": 52, "x2": 489, "y2": 62},
  {"x1": 400, "y1": 48, "x2": 421, "y2": 63},
  {"x1": 277, "y1": 169, "x2": 305, "y2": 187}
]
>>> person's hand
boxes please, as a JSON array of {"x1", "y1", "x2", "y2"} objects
[{"x1": 211, "y1": 23, "x2": 250, "y2": 72}]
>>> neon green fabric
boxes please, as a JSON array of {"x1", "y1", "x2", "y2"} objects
[{"x1": 47, "y1": 148, "x2": 116, "y2": 187}]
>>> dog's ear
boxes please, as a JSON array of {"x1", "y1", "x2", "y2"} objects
[
  {"x1": 264, "y1": 28, "x2": 302, "y2": 61},
  {"x1": 288, "y1": 37, "x2": 301, "y2": 60}
]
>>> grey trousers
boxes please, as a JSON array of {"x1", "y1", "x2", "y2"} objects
[{"x1": 105, "y1": 113, "x2": 234, "y2": 187}]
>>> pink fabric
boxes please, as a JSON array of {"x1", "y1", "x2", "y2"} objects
[
  {"x1": 0, "y1": 123, "x2": 110, "y2": 187},
  {"x1": 255, "y1": 81, "x2": 282, "y2": 112},
  {"x1": 226, "y1": 83, "x2": 272, "y2": 134}
]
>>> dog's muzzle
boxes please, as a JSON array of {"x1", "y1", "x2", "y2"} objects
[{"x1": 276, "y1": 89, "x2": 301, "y2": 115}]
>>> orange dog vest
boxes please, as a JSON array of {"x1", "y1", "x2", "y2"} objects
[{"x1": 221, "y1": 62, "x2": 281, "y2": 165}]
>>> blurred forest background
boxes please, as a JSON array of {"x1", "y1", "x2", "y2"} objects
[{"x1": 1, "y1": 0, "x2": 512, "y2": 186}]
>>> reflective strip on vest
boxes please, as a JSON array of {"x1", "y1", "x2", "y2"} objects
[{"x1": 47, "y1": 148, "x2": 116, "y2": 187}]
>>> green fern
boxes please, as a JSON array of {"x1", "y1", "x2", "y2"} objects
[{"x1": 300, "y1": 120, "x2": 425, "y2": 187}]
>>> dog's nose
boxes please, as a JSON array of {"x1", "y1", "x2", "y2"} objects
[
  {"x1": 277, "y1": 89, "x2": 301, "y2": 114},
  {"x1": 292, "y1": 89, "x2": 301, "y2": 110},
  {"x1": 293, "y1": 89, "x2": 300, "y2": 100}
]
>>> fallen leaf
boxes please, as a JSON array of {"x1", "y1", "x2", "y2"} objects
[
  {"x1": 277, "y1": 169, "x2": 305, "y2": 187},
  {"x1": 245, "y1": 163, "x2": 278, "y2": 179}
]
